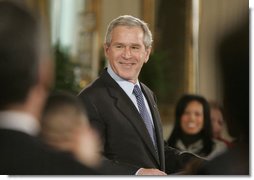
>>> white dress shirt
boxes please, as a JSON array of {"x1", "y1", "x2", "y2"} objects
[{"x1": 0, "y1": 110, "x2": 40, "y2": 136}]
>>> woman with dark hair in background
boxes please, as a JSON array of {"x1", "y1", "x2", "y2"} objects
[{"x1": 167, "y1": 94, "x2": 227, "y2": 159}]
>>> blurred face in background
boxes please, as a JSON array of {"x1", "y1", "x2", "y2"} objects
[
  {"x1": 211, "y1": 108, "x2": 224, "y2": 138},
  {"x1": 180, "y1": 101, "x2": 204, "y2": 135},
  {"x1": 104, "y1": 26, "x2": 151, "y2": 84}
]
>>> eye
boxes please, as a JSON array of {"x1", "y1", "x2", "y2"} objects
[
  {"x1": 112, "y1": 44, "x2": 124, "y2": 49},
  {"x1": 195, "y1": 112, "x2": 202, "y2": 117},
  {"x1": 131, "y1": 46, "x2": 140, "y2": 50},
  {"x1": 115, "y1": 45, "x2": 123, "y2": 49},
  {"x1": 184, "y1": 111, "x2": 191, "y2": 115}
]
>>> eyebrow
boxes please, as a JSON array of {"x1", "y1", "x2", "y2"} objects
[{"x1": 111, "y1": 42, "x2": 142, "y2": 47}]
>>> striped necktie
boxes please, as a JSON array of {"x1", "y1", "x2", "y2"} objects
[{"x1": 133, "y1": 85, "x2": 158, "y2": 150}]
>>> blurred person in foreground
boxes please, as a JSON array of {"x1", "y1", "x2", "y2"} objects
[
  {"x1": 0, "y1": 1, "x2": 99, "y2": 175},
  {"x1": 40, "y1": 91, "x2": 101, "y2": 168},
  {"x1": 167, "y1": 94, "x2": 227, "y2": 160},
  {"x1": 78, "y1": 15, "x2": 200, "y2": 175},
  {"x1": 196, "y1": 16, "x2": 249, "y2": 175}
]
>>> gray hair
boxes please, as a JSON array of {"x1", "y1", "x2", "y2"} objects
[{"x1": 104, "y1": 15, "x2": 153, "y2": 49}]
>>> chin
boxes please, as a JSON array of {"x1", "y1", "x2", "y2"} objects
[
  {"x1": 186, "y1": 131, "x2": 199, "y2": 135},
  {"x1": 119, "y1": 73, "x2": 133, "y2": 81}
]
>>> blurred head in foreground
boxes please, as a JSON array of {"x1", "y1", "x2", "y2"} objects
[{"x1": 40, "y1": 91, "x2": 101, "y2": 167}]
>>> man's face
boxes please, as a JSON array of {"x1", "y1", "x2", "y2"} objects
[{"x1": 104, "y1": 26, "x2": 151, "y2": 84}]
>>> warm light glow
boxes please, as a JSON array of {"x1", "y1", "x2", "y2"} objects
[{"x1": 192, "y1": 0, "x2": 200, "y2": 93}]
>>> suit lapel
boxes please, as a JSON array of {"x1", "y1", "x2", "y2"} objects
[{"x1": 101, "y1": 70, "x2": 160, "y2": 165}]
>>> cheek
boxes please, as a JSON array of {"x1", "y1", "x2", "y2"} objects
[
  {"x1": 197, "y1": 116, "x2": 204, "y2": 127},
  {"x1": 107, "y1": 49, "x2": 119, "y2": 59},
  {"x1": 180, "y1": 116, "x2": 188, "y2": 127},
  {"x1": 108, "y1": 51, "x2": 117, "y2": 60},
  {"x1": 181, "y1": 115, "x2": 190, "y2": 122},
  {"x1": 134, "y1": 52, "x2": 147, "y2": 63}
]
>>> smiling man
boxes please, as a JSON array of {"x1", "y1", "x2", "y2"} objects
[
  {"x1": 104, "y1": 25, "x2": 150, "y2": 84},
  {"x1": 78, "y1": 15, "x2": 199, "y2": 175}
]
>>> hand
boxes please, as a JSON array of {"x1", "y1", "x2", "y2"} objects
[{"x1": 137, "y1": 168, "x2": 167, "y2": 175}]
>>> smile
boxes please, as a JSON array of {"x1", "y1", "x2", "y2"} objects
[
  {"x1": 186, "y1": 122, "x2": 197, "y2": 128},
  {"x1": 119, "y1": 62, "x2": 135, "y2": 66}
]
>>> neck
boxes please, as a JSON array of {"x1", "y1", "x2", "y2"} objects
[
  {"x1": 8, "y1": 85, "x2": 48, "y2": 122},
  {"x1": 107, "y1": 66, "x2": 138, "y2": 84},
  {"x1": 180, "y1": 132, "x2": 201, "y2": 147},
  {"x1": 128, "y1": 79, "x2": 138, "y2": 84}
]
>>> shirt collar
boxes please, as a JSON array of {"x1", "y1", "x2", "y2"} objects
[
  {"x1": 0, "y1": 110, "x2": 40, "y2": 136},
  {"x1": 107, "y1": 65, "x2": 141, "y2": 96}
]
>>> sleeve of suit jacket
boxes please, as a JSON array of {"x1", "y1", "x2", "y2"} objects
[{"x1": 164, "y1": 142, "x2": 204, "y2": 174}]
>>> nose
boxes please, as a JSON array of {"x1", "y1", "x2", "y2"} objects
[
  {"x1": 189, "y1": 113, "x2": 196, "y2": 121},
  {"x1": 122, "y1": 46, "x2": 132, "y2": 59}
]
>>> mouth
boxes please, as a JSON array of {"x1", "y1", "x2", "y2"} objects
[
  {"x1": 186, "y1": 122, "x2": 197, "y2": 128},
  {"x1": 119, "y1": 62, "x2": 135, "y2": 68}
]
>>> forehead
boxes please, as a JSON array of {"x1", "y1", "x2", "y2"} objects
[
  {"x1": 186, "y1": 101, "x2": 203, "y2": 109},
  {"x1": 211, "y1": 109, "x2": 223, "y2": 117},
  {"x1": 111, "y1": 26, "x2": 144, "y2": 43}
]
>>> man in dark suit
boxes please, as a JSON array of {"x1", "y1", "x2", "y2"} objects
[
  {"x1": 0, "y1": 1, "x2": 99, "y2": 175},
  {"x1": 79, "y1": 15, "x2": 199, "y2": 175}
]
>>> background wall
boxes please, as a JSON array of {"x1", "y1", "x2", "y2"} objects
[
  {"x1": 100, "y1": 0, "x2": 141, "y2": 47},
  {"x1": 199, "y1": 0, "x2": 248, "y2": 103}
]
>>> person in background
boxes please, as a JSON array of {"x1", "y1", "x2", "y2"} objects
[
  {"x1": 196, "y1": 16, "x2": 249, "y2": 175},
  {"x1": 40, "y1": 91, "x2": 101, "y2": 168},
  {"x1": 0, "y1": 1, "x2": 98, "y2": 175},
  {"x1": 209, "y1": 101, "x2": 232, "y2": 147},
  {"x1": 167, "y1": 94, "x2": 227, "y2": 159},
  {"x1": 78, "y1": 15, "x2": 200, "y2": 175}
]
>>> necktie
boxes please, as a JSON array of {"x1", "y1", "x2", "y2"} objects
[{"x1": 133, "y1": 85, "x2": 157, "y2": 150}]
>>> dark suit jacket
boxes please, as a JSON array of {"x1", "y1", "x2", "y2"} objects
[
  {"x1": 0, "y1": 129, "x2": 99, "y2": 175},
  {"x1": 79, "y1": 69, "x2": 197, "y2": 174}
]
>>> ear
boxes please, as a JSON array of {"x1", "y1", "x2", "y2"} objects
[
  {"x1": 104, "y1": 43, "x2": 110, "y2": 59},
  {"x1": 144, "y1": 47, "x2": 151, "y2": 63},
  {"x1": 38, "y1": 57, "x2": 54, "y2": 91},
  {"x1": 24, "y1": 58, "x2": 54, "y2": 120}
]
